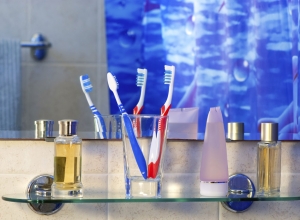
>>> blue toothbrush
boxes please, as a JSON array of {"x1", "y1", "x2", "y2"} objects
[
  {"x1": 107, "y1": 72, "x2": 147, "y2": 179},
  {"x1": 80, "y1": 74, "x2": 107, "y2": 139}
]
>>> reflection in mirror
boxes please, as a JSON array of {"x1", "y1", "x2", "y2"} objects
[
  {"x1": 1, "y1": 1, "x2": 299, "y2": 140},
  {"x1": 0, "y1": 1, "x2": 109, "y2": 139},
  {"x1": 105, "y1": 0, "x2": 299, "y2": 140}
]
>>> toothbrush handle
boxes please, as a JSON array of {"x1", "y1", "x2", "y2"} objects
[
  {"x1": 155, "y1": 105, "x2": 171, "y2": 173},
  {"x1": 98, "y1": 113, "x2": 107, "y2": 139},
  {"x1": 91, "y1": 105, "x2": 107, "y2": 139},
  {"x1": 148, "y1": 106, "x2": 170, "y2": 178},
  {"x1": 133, "y1": 106, "x2": 143, "y2": 137},
  {"x1": 123, "y1": 113, "x2": 148, "y2": 179}
]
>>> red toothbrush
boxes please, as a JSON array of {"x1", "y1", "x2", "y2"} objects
[
  {"x1": 148, "y1": 65, "x2": 175, "y2": 178},
  {"x1": 133, "y1": 68, "x2": 147, "y2": 137}
]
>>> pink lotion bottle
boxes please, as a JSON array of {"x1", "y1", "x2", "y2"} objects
[{"x1": 200, "y1": 107, "x2": 228, "y2": 196}]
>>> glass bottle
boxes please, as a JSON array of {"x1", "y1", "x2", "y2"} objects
[
  {"x1": 51, "y1": 119, "x2": 83, "y2": 198},
  {"x1": 257, "y1": 122, "x2": 281, "y2": 196}
]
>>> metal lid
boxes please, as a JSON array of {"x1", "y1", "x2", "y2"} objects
[
  {"x1": 58, "y1": 119, "x2": 78, "y2": 136},
  {"x1": 34, "y1": 120, "x2": 54, "y2": 139},
  {"x1": 227, "y1": 122, "x2": 244, "y2": 140},
  {"x1": 261, "y1": 122, "x2": 278, "y2": 142}
]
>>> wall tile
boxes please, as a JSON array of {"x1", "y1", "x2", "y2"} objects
[
  {"x1": 281, "y1": 142, "x2": 300, "y2": 173},
  {"x1": 107, "y1": 174, "x2": 125, "y2": 194},
  {"x1": 21, "y1": 64, "x2": 100, "y2": 131},
  {"x1": 163, "y1": 173, "x2": 199, "y2": 193},
  {"x1": 108, "y1": 202, "x2": 219, "y2": 220},
  {"x1": 0, "y1": 140, "x2": 108, "y2": 174},
  {"x1": 227, "y1": 141, "x2": 257, "y2": 174},
  {"x1": 164, "y1": 140, "x2": 201, "y2": 173},
  {"x1": 30, "y1": 0, "x2": 98, "y2": 63},
  {"x1": 280, "y1": 173, "x2": 300, "y2": 194},
  {"x1": 96, "y1": 63, "x2": 109, "y2": 114},
  {"x1": 0, "y1": 141, "x2": 53, "y2": 174},
  {"x1": 0, "y1": 0, "x2": 29, "y2": 61},
  {"x1": 82, "y1": 174, "x2": 108, "y2": 194},
  {"x1": 82, "y1": 140, "x2": 108, "y2": 174},
  {"x1": 107, "y1": 140, "x2": 123, "y2": 174},
  {"x1": 97, "y1": 0, "x2": 107, "y2": 65}
]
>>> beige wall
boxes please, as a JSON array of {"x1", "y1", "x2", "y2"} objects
[
  {"x1": 0, "y1": 139, "x2": 300, "y2": 219},
  {"x1": 0, "y1": 0, "x2": 109, "y2": 132}
]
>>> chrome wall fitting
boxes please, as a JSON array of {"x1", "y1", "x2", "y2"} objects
[
  {"x1": 27, "y1": 174, "x2": 64, "y2": 215},
  {"x1": 21, "y1": 33, "x2": 51, "y2": 61},
  {"x1": 221, "y1": 173, "x2": 256, "y2": 213}
]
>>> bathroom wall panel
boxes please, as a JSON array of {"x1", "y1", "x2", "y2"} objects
[
  {"x1": 227, "y1": 141, "x2": 257, "y2": 174},
  {"x1": 163, "y1": 140, "x2": 201, "y2": 174},
  {"x1": 281, "y1": 142, "x2": 300, "y2": 173},
  {"x1": 0, "y1": 141, "x2": 53, "y2": 174},
  {"x1": 108, "y1": 140, "x2": 124, "y2": 174},
  {"x1": 29, "y1": 0, "x2": 98, "y2": 64},
  {"x1": 96, "y1": 63, "x2": 109, "y2": 116},
  {"x1": 82, "y1": 140, "x2": 108, "y2": 174},
  {"x1": 21, "y1": 64, "x2": 99, "y2": 131},
  {"x1": 0, "y1": 0, "x2": 29, "y2": 61},
  {"x1": 97, "y1": 0, "x2": 107, "y2": 65},
  {"x1": 1, "y1": 139, "x2": 300, "y2": 219},
  {"x1": 108, "y1": 202, "x2": 219, "y2": 220}
]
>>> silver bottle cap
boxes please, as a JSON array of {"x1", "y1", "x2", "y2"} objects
[
  {"x1": 34, "y1": 120, "x2": 54, "y2": 139},
  {"x1": 227, "y1": 122, "x2": 244, "y2": 140},
  {"x1": 58, "y1": 119, "x2": 78, "y2": 136},
  {"x1": 261, "y1": 122, "x2": 278, "y2": 142}
]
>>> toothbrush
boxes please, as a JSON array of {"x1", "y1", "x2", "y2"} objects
[
  {"x1": 133, "y1": 68, "x2": 148, "y2": 137},
  {"x1": 107, "y1": 72, "x2": 148, "y2": 179},
  {"x1": 80, "y1": 74, "x2": 107, "y2": 139},
  {"x1": 148, "y1": 65, "x2": 175, "y2": 178}
]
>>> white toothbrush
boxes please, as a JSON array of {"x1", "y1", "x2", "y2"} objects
[
  {"x1": 107, "y1": 72, "x2": 148, "y2": 179},
  {"x1": 133, "y1": 68, "x2": 148, "y2": 137},
  {"x1": 80, "y1": 74, "x2": 106, "y2": 139},
  {"x1": 148, "y1": 65, "x2": 175, "y2": 178}
]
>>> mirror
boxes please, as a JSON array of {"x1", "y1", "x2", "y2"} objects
[
  {"x1": 105, "y1": 1, "x2": 300, "y2": 140},
  {"x1": 1, "y1": 1, "x2": 299, "y2": 140},
  {"x1": 0, "y1": 1, "x2": 109, "y2": 139}
]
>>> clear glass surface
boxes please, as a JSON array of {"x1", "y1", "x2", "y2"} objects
[
  {"x1": 3, "y1": 192, "x2": 300, "y2": 203},
  {"x1": 122, "y1": 115, "x2": 168, "y2": 198}
]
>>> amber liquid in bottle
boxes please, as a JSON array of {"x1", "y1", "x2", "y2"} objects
[
  {"x1": 54, "y1": 143, "x2": 82, "y2": 186},
  {"x1": 257, "y1": 141, "x2": 281, "y2": 195},
  {"x1": 52, "y1": 136, "x2": 83, "y2": 198}
]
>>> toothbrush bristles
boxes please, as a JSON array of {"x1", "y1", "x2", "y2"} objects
[
  {"x1": 81, "y1": 75, "x2": 93, "y2": 92},
  {"x1": 164, "y1": 70, "x2": 172, "y2": 84},
  {"x1": 136, "y1": 73, "x2": 145, "y2": 86},
  {"x1": 113, "y1": 74, "x2": 119, "y2": 88}
]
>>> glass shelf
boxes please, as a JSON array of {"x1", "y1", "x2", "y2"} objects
[{"x1": 3, "y1": 192, "x2": 300, "y2": 204}]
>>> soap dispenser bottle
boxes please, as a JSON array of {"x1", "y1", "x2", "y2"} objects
[
  {"x1": 51, "y1": 119, "x2": 83, "y2": 198},
  {"x1": 200, "y1": 107, "x2": 228, "y2": 196},
  {"x1": 257, "y1": 122, "x2": 281, "y2": 196}
]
